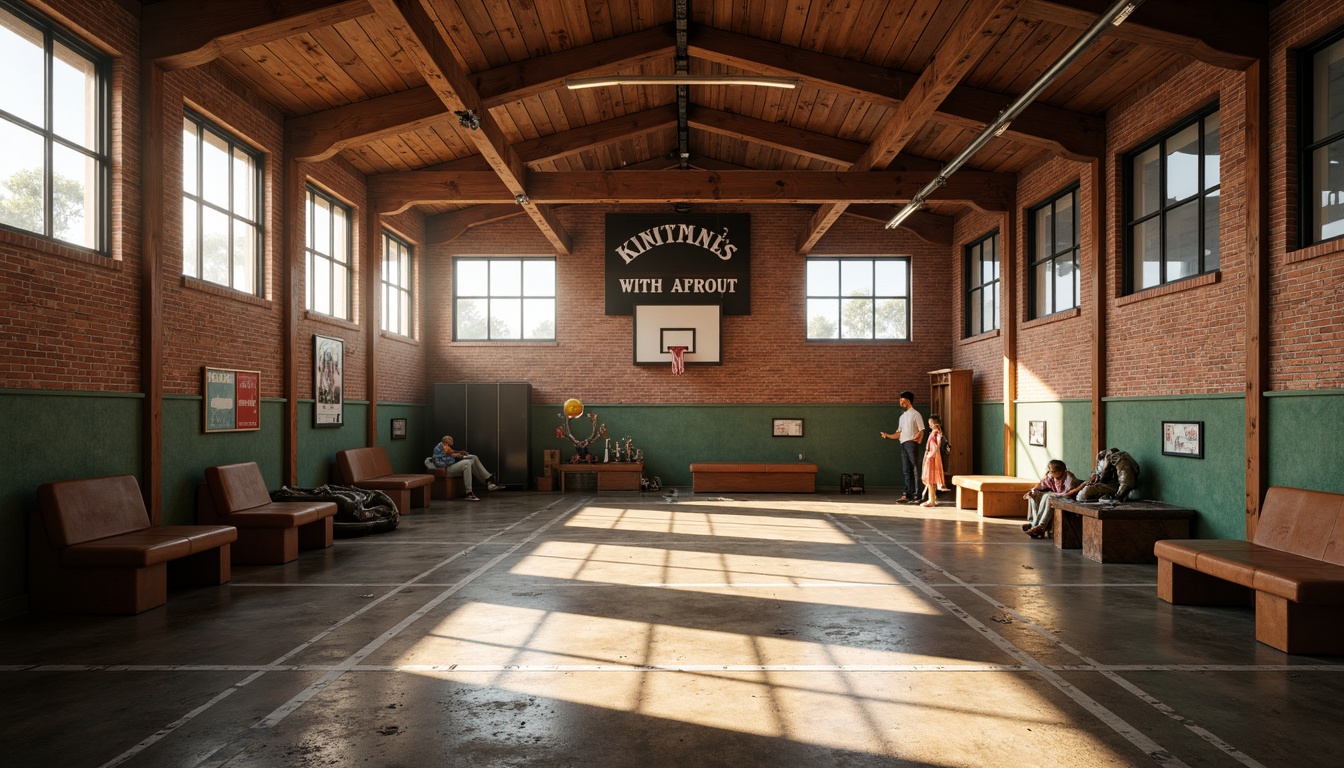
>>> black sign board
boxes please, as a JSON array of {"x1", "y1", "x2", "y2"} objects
[{"x1": 605, "y1": 213, "x2": 751, "y2": 315}]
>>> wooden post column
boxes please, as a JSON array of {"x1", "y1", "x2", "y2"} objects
[
  {"x1": 140, "y1": 62, "x2": 165, "y2": 524},
  {"x1": 1245, "y1": 59, "x2": 1269, "y2": 539},
  {"x1": 283, "y1": 155, "x2": 304, "y2": 486},
  {"x1": 1001, "y1": 198, "x2": 1018, "y2": 477},
  {"x1": 365, "y1": 207, "x2": 381, "y2": 448},
  {"x1": 1088, "y1": 158, "x2": 1106, "y2": 459}
]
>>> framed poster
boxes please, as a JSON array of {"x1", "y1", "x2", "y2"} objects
[
  {"x1": 314, "y1": 334, "x2": 344, "y2": 428},
  {"x1": 1028, "y1": 420, "x2": 1046, "y2": 447},
  {"x1": 1162, "y1": 421, "x2": 1203, "y2": 458},
  {"x1": 203, "y1": 367, "x2": 261, "y2": 433},
  {"x1": 772, "y1": 418, "x2": 804, "y2": 437},
  {"x1": 390, "y1": 417, "x2": 407, "y2": 439}
]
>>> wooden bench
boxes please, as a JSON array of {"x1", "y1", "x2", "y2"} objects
[
  {"x1": 952, "y1": 475, "x2": 1038, "y2": 518},
  {"x1": 200, "y1": 462, "x2": 338, "y2": 564},
  {"x1": 1049, "y1": 497, "x2": 1195, "y2": 563},
  {"x1": 689, "y1": 462, "x2": 817, "y2": 493},
  {"x1": 1155, "y1": 486, "x2": 1344, "y2": 654},
  {"x1": 426, "y1": 466, "x2": 466, "y2": 500},
  {"x1": 558, "y1": 461, "x2": 643, "y2": 492},
  {"x1": 336, "y1": 447, "x2": 434, "y2": 514},
  {"x1": 30, "y1": 475, "x2": 236, "y2": 614}
]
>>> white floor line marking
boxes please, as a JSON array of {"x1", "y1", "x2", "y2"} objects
[
  {"x1": 98, "y1": 501, "x2": 565, "y2": 768},
  {"x1": 825, "y1": 512, "x2": 1192, "y2": 768},
  {"x1": 11, "y1": 661, "x2": 1343, "y2": 675},
  {"x1": 223, "y1": 580, "x2": 1159, "y2": 589},
  {"x1": 251, "y1": 497, "x2": 585, "y2": 731},
  {"x1": 846, "y1": 513, "x2": 1268, "y2": 768}
]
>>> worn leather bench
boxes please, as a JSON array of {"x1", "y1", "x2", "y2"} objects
[
  {"x1": 200, "y1": 462, "x2": 338, "y2": 564},
  {"x1": 689, "y1": 462, "x2": 818, "y2": 493},
  {"x1": 951, "y1": 475, "x2": 1038, "y2": 518},
  {"x1": 1155, "y1": 486, "x2": 1344, "y2": 654},
  {"x1": 29, "y1": 474, "x2": 236, "y2": 614},
  {"x1": 336, "y1": 447, "x2": 433, "y2": 513}
]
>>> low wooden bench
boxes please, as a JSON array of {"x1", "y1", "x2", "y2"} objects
[
  {"x1": 200, "y1": 462, "x2": 338, "y2": 564},
  {"x1": 1155, "y1": 486, "x2": 1344, "y2": 654},
  {"x1": 559, "y1": 461, "x2": 643, "y2": 492},
  {"x1": 1049, "y1": 496, "x2": 1195, "y2": 563},
  {"x1": 689, "y1": 462, "x2": 818, "y2": 493},
  {"x1": 952, "y1": 475, "x2": 1037, "y2": 518},
  {"x1": 30, "y1": 475, "x2": 236, "y2": 614},
  {"x1": 336, "y1": 447, "x2": 433, "y2": 514}
]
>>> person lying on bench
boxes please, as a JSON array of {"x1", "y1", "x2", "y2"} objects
[
  {"x1": 431, "y1": 435, "x2": 501, "y2": 500},
  {"x1": 1022, "y1": 460, "x2": 1082, "y2": 538}
]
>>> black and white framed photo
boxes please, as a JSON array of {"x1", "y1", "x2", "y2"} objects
[
  {"x1": 390, "y1": 417, "x2": 407, "y2": 439},
  {"x1": 1162, "y1": 421, "x2": 1203, "y2": 458},
  {"x1": 1028, "y1": 420, "x2": 1046, "y2": 447},
  {"x1": 313, "y1": 334, "x2": 344, "y2": 428}
]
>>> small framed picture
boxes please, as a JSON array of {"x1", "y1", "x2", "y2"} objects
[
  {"x1": 313, "y1": 334, "x2": 344, "y2": 428},
  {"x1": 772, "y1": 418, "x2": 804, "y2": 437},
  {"x1": 1162, "y1": 421, "x2": 1204, "y2": 458},
  {"x1": 1028, "y1": 420, "x2": 1046, "y2": 447},
  {"x1": 390, "y1": 417, "x2": 408, "y2": 439}
]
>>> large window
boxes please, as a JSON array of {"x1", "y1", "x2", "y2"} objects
[
  {"x1": 381, "y1": 230, "x2": 413, "y2": 336},
  {"x1": 1303, "y1": 31, "x2": 1344, "y2": 245},
  {"x1": 183, "y1": 111, "x2": 263, "y2": 293},
  {"x1": 1125, "y1": 107, "x2": 1220, "y2": 292},
  {"x1": 305, "y1": 186, "x2": 351, "y2": 320},
  {"x1": 1029, "y1": 186, "x2": 1079, "y2": 318},
  {"x1": 805, "y1": 257, "x2": 910, "y2": 340},
  {"x1": 965, "y1": 232, "x2": 999, "y2": 337},
  {"x1": 0, "y1": 1, "x2": 109, "y2": 251},
  {"x1": 453, "y1": 257, "x2": 555, "y2": 340}
]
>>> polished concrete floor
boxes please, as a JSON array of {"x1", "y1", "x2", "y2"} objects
[{"x1": 1, "y1": 489, "x2": 1341, "y2": 767}]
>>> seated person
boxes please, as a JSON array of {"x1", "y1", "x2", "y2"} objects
[
  {"x1": 431, "y1": 435, "x2": 501, "y2": 501},
  {"x1": 1075, "y1": 448, "x2": 1140, "y2": 502},
  {"x1": 1022, "y1": 459, "x2": 1082, "y2": 538}
]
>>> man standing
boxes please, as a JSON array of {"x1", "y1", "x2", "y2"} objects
[{"x1": 879, "y1": 390, "x2": 925, "y2": 503}]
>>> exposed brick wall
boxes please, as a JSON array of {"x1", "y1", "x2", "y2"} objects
[
  {"x1": 951, "y1": 210, "x2": 1006, "y2": 403},
  {"x1": 0, "y1": 0, "x2": 140, "y2": 392},
  {"x1": 376, "y1": 210, "x2": 428, "y2": 404},
  {"x1": 1103, "y1": 61, "x2": 1247, "y2": 398},
  {"x1": 427, "y1": 205, "x2": 954, "y2": 405},
  {"x1": 1269, "y1": 1, "x2": 1344, "y2": 390}
]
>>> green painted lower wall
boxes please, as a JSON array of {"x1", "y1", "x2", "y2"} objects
[
  {"x1": 162, "y1": 396, "x2": 285, "y2": 525},
  {"x1": 531, "y1": 403, "x2": 910, "y2": 490},
  {"x1": 974, "y1": 402, "x2": 1005, "y2": 477},
  {"x1": 377, "y1": 403, "x2": 433, "y2": 473},
  {"x1": 1103, "y1": 395, "x2": 1245, "y2": 539},
  {"x1": 1267, "y1": 390, "x2": 1344, "y2": 494},
  {"x1": 1015, "y1": 400, "x2": 1092, "y2": 483},
  {"x1": 299, "y1": 400, "x2": 368, "y2": 486}
]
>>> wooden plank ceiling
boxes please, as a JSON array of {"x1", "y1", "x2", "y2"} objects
[{"x1": 142, "y1": 0, "x2": 1267, "y2": 250}]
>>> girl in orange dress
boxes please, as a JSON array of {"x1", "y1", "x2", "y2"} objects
[{"x1": 920, "y1": 415, "x2": 950, "y2": 507}]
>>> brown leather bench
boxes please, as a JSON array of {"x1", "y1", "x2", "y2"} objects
[
  {"x1": 689, "y1": 462, "x2": 818, "y2": 493},
  {"x1": 29, "y1": 475, "x2": 236, "y2": 614},
  {"x1": 1155, "y1": 486, "x2": 1344, "y2": 654},
  {"x1": 336, "y1": 446, "x2": 433, "y2": 514},
  {"x1": 201, "y1": 462, "x2": 338, "y2": 564}
]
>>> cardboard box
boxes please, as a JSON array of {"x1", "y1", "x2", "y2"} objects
[
  {"x1": 535, "y1": 475, "x2": 556, "y2": 491},
  {"x1": 543, "y1": 449, "x2": 561, "y2": 469}
]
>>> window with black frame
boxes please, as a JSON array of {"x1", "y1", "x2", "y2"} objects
[
  {"x1": 381, "y1": 230, "x2": 413, "y2": 337},
  {"x1": 804, "y1": 257, "x2": 910, "y2": 341},
  {"x1": 965, "y1": 232, "x2": 999, "y2": 337},
  {"x1": 1029, "y1": 186, "x2": 1080, "y2": 319},
  {"x1": 453, "y1": 257, "x2": 556, "y2": 341},
  {"x1": 183, "y1": 111, "x2": 264, "y2": 294},
  {"x1": 1124, "y1": 107, "x2": 1220, "y2": 293},
  {"x1": 0, "y1": 1, "x2": 109, "y2": 252},
  {"x1": 1303, "y1": 31, "x2": 1344, "y2": 246},
  {"x1": 305, "y1": 186, "x2": 352, "y2": 320}
]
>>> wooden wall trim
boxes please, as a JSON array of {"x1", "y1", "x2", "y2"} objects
[
  {"x1": 1088, "y1": 158, "x2": 1106, "y2": 459},
  {"x1": 1002, "y1": 197, "x2": 1018, "y2": 476},
  {"x1": 1245, "y1": 60, "x2": 1269, "y2": 539},
  {"x1": 140, "y1": 63, "x2": 165, "y2": 524}
]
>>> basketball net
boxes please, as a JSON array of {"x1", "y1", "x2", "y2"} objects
[{"x1": 668, "y1": 346, "x2": 687, "y2": 375}]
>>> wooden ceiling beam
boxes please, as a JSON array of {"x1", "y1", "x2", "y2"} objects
[
  {"x1": 474, "y1": 25, "x2": 677, "y2": 108},
  {"x1": 690, "y1": 26, "x2": 1103, "y2": 161},
  {"x1": 370, "y1": 170, "x2": 1012, "y2": 215},
  {"x1": 287, "y1": 85, "x2": 444, "y2": 162},
  {"x1": 1021, "y1": 0, "x2": 1265, "y2": 70},
  {"x1": 798, "y1": 0, "x2": 1021, "y2": 254},
  {"x1": 143, "y1": 0, "x2": 371, "y2": 70},
  {"x1": 846, "y1": 205, "x2": 953, "y2": 246},
  {"x1": 427, "y1": 205, "x2": 529, "y2": 244},
  {"x1": 688, "y1": 106, "x2": 865, "y2": 167},
  {"x1": 514, "y1": 106, "x2": 678, "y2": 165},
  {"x1": 368, "y1": 0, "x2": 571, "y2": 255}
]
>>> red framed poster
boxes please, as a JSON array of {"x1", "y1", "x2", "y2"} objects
[{"x1": 204, "y1": 367, "x2": 262, "y2": 433}]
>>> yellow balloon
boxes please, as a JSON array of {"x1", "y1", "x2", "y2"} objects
[{"x1": 563, "y1": 398, "x2": 584, "y2": 418}]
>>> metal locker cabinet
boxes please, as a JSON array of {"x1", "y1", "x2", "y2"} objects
[{"x1": 432, "y1": 382, "x2": 531, "y2": 489}]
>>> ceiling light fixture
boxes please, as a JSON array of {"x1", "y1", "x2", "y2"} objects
[{"x1": 565, "y1": 75, "x2": 799, "y2": 90}]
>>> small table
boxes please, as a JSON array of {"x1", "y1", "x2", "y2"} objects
[
  {"x1": 1048, "y1": 497, "x2": 1196, "y2": 563},
  {"x1": 558, "y1": 461, "x2": 643, "y2": 492}
]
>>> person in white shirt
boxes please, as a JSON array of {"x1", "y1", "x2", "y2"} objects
[{"x1": 879, "y1": 390, "x2": 925, "y2": 503}]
